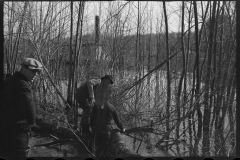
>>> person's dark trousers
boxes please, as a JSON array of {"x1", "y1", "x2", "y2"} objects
[
  {"x1": 81, "y1": 106, "x2": 92, "y2": 135},
  {"x1": 80, "y1": 115, "x2": 92, "y2": 135},
  {"x1": 0, "y1": 131, "x2": 29, "y2": 159},
  {"x1": 95, "y1": 131, "x2": 111, "y2": 156},
  {"x1": 88, "y1": 132, "x2": 96, "y2": 154}
]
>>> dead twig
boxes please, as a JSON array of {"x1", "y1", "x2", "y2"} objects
[
  {"x1": 32, "y1": 139, "x2": 75, "y2": 148},
  {"x1": 136, "y1": 139, "x2": 143, "y2": 154}
]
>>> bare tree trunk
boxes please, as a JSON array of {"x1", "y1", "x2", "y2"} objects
[
  {"x1": 147, "y1": 31, "x2": 152, "y2": 110},
  {"x1": 210, "y1": 1, "x2": 222, "y2": 138},
  {"x1": 8, "y1": 2, "x2": 15, "y2": 73},
  {"x1": 217, "y1": 67, "x2": 234, "y2": 156},
  {"x1": 66, "y1": 1, "x2": 74, "y2": 116},
  {"x1": 154, "y1": 17, "x2": 163, "y2": 113},
  {"x1": 202, "y1": 1, "x2": 217, "y2": 156},
  {"x1": 175, "y1": 1, "x2": 185, "y2": 142},
  {"x1": 72, "y1": 1, "x2": 85, "y2": 129},
  {"x1": 192, "y1": 1, "x2": 203, "y2": 155},
  {"x1": 132, "y1": 1, "x2": 141, "y2": 150},
  {"x1": 163, "y1": 1, "x2": 171, "y2": 150},
  {"x1": 146, "y1": 3, "x2": 153, "y2": 111},
  {"x1": 212, "y1": 2, "x2": 222, "y2": 156},
  {"x1": 71, "y1": 2, "x2": 81, "y2": 128},
  {"x1": 185, "y1": 1, "x2": 193, "y2": 155},
  {"x1": 209, "y1": 1, "x2": 220, "y2": 138}
]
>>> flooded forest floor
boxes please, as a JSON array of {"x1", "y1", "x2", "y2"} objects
[{"x1": 26, "y1": 117, "x2": 169, "y2": 158}]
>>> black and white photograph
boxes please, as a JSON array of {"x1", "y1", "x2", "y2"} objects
[{"x1": 1, "y1": 1, "x2": 237, "y2": 158}]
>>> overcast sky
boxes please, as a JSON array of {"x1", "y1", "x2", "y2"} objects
[
  {"x1": 84, "y1": 1, "x2": 184, "y2": 34},
  {"x1": 4, "y1": 1, "x2": 213, "y2": 37}
]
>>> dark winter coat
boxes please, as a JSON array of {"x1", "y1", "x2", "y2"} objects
[
  {"x1": 90, "y1": 101, "x2": 124, "y2": 132},
  {"x1": 75, "y1": 79, "x2": 101, "y2": 113},
  {"x1": 1, "y1": 71, "x2": 36, "y2": 133}
]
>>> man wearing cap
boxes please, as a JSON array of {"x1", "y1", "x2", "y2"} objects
[
  {"x1": 75, "y1": 74, "x2": 114, "y2": 135},
  {"x1": 0, "y1": 58, "x2": 42, "y2": 158}
]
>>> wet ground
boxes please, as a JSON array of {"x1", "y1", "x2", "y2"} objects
[
  {"x1": 28, "y1": 134, "x2": 79, "y2": 157},
  {"x1": 27, "y1": 131, "x2": 168, "y2": 157}
]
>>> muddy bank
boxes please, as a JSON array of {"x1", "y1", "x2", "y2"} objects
[
  {"x1": 28, "y1": 135, "x2": 79, "y2": 157},
  {"x1": 27, "y1": 117, "x2": 169, "y2": 157}
]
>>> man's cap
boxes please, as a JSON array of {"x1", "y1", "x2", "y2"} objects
[
  {"x1": 101, "y1": 75, "x2": 113, "y2": 84},
  {"x1": 21, "y1": 58, "x2": 43, "y2": 71}
]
